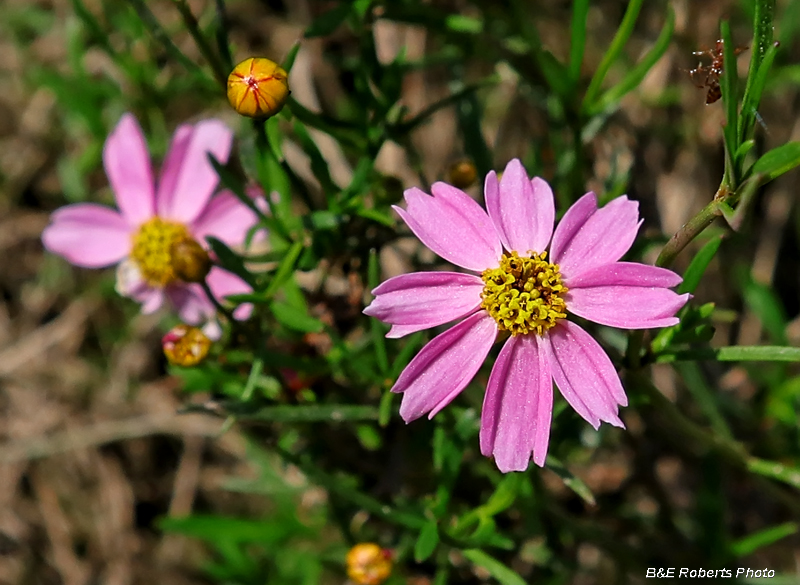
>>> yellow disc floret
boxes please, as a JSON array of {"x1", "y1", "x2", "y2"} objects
[
  {"x1": 130, "y1": 217, "x2": 198, "y2": 287},
  {"x1": 481, "y1": 250, "x2": 568, "y2": 336}
]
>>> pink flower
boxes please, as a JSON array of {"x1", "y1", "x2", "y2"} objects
[
  {"x1": 42, "y1": 113, "x2": 257, "y2": 332},
  {"x1": 364, "y1": 159, "x2": 689, "y2": 473}
]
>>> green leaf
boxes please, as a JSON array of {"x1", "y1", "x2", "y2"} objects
[
  {"x1": 481, "y1": 474, "x2": 524, "y2": 517},
  {"x1": 205, "y1": 236, "x2": 252, "y2": 284},
  {"x1": 589, "y1": 8, "x2": 674, "y2": 116},
  {"x1": 462, "y1": 549, "x2": 527, "y2": 585},
  {"x1": 679, "y1": 235, "x2": 723, "y2": 294},
  {"x1": 159, "y1": 514, "x2": 306, "y2": 543},
  {"x1": 741, "y1": 277, "x2": 788, "y2": 344},
  {"x1": 445, "y1": 14, "x2": 483, "y2": 33},
  {"x1": 746, "y1": 458, "x2": 800, "y2": 490},
  {"x1": 738, "y1": 41, "x2": 779, "y2": 148},
  {"x1": 378, "y1": 390, "x2": 394, "y2": 427},
  {"x1": 270, "y1": 301, "x2": 324, "y2": 333},
  {"x1": 750, "y1": 141, "x2": 800, "y2": 183},
  {"x1": 281, "y1": 40, "x2": 301, "y2": 72},
  {"x1": 720, "y1": 21, "x2": 739, "y2": 181},
  {"x1": 292, "y1": 121, "x2": 339, "y2": 198},
  {"x1": 235, "y1": 404, "x2": 380, "y2": 423},
  {"x1": 656, "y1": 346, "x2": 800, "y2": 363},
  {"x1": 545, "y1": 456, "x2": 596, "y2": 505},
  {"x1": 731, "y1": 522, "x2": 798, "y2": 557},
  {"x1": 582, "y1": 0, "x2": 644, "y2": 110},
  {"x1": 367, "y1": 249, "x2": 389, "y2": 375},
  {"x1": 569, "y1": 0, "x2": 590, "y2": 84},
  {"x1": 765, "y1": 375, "x2": 800, "y2": 425},
  {"x1": 414, "y1": 520, "x2": 440, "y2": 562},
  {"x1": 304, "y1": 2, "x2": 350, "y2": 38}
]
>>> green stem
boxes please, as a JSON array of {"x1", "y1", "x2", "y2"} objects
[
  {"x1": 632, "y1": 371, "x2": 800, "y2": 504},
  {"x1": 199, "y1": 279, "x2": 236, "y2": 323},
  {"x1": 171, "y1": 0, "x2": 229, "y2": 89}
]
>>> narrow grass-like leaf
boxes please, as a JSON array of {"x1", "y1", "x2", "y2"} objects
[
  {"x1": 569, "y1": 0, "x2": 590, "y2": 85},
  {"x1": 263, "y1": 241, "x2": 304, "y2": 300},
  {"x1": 679, "y1": 235, "x2": 723, "y2": 294},
  {"x1": 720, "y1": 21, "x2": 739, "y2": 183},
  {"x1": 545, "y1": 456, "x2": 596, "y2": 505},
  {"x1": 368, "y1": 249, "x2": 389, "y2": 375},
  {"x1": 731, "y1": 522, "x2": 797, "y2": 557},
  {"x1": 750, "y1": 141, "x2": 800, "y2": 183},
  {"x1": 738, "y1": 41, "x2": 779, "y2": 147},
  {"x1": 673, "y1": 362, "x2": 732, "y2": 439},
  {"x1": 205, "y1": 236, "x2": 252, "y2": 284},
  {"x1": 414, "y1": 520, "x2": 440, "y2": 562},
  {"x1": 462, "y1": 550, "x2": 527, "y2": 585},
  {"x1": 237, "y1": 404, "x2": 379, "y2": 423},
  {"x1": 742, "y1": 278, "x2": 788, "y2": 344},
  {"x1": 746, "y1": 458, "x2": 800, "y2": 490},
  {"x1": 282, "y1": 40, "x2": 301, "y2": 72},
  {"x1": 657, "y1": 346, "x2": 800, "y2": 363},
  {"x1": 304, "y1": 2, "x2": 350, "y2": 38},
  {"x1": 589, "y1": 9, "x2": 674, "y2": 116},
  {"x1": 270, "y1": 301, "x2": 324, "y2": 333},
  {"x1": 582, "y1": 0, "x2": 644, "y2": 110},
  {"x1": 292, "y1": 121, "x2": 339, "y2": 197}
]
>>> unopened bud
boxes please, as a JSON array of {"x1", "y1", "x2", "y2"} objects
[
  {"x1": 162, "y1": 325, "x2": 211, "y2": 367},
  {"x1": 171, "y1": 237, "x2": 211, "y2": 283},
  {"x1": 346, "y1": 543, "x2": 392, "y2": 585},
  {"x1": 448, "y1": 159, "x2": 478, "y2": 189},
  {"x1": 227, "y1": 57, "x2": 290, "y2": 118}
]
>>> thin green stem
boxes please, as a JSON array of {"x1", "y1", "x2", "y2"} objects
[
  {"x1": 199, "y1": 279, "x2": 236, "y2": 323},
  {"x1": 171, "y1": 0, "x2": 229, "y2": 89}
]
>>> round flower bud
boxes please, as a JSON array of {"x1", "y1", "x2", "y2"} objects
[
  {"x1": 346, "y1": 543, "x2": 392, "y2": 585},
  {"x1": 170, "y1": 237, "x2": 211, "y2": 283},
  {"x1": 448, "y1": 159, "x2": 478, "y2": 189},
  {"x1": 162, "y1": 325, "x2": 211, "y2": 367},
  {"x1": 227, "y1": 57, "x2": 290, "y2": 118}
]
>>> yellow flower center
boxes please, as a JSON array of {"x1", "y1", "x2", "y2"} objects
[
  {"x1": 130, "y1": 217, "x2": 195, "y2": 287},
  {"x1": 480, "y1": 250, "x2": 568, "y2": 336}
]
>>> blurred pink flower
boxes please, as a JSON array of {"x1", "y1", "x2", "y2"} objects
[
  {"x1": 42, "y1": 113, "x2": 257, "y2": 332},
  {"x1": 364, "y1": 159, "x2": 689, "y2": 472}
]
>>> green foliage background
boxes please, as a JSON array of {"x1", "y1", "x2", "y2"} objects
[{"x1": 4, "y1": 0, "x2": 800, "y2": 583}]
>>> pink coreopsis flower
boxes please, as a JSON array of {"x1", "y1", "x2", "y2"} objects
[
  {"x1": 364, "y1": 159, "x2": 689, "y2": 473},
  {"x1": 42, "y1": 113, "x2": 257, "y2": 333}
]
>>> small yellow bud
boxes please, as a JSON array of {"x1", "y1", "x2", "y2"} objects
[
  {"x1": 448, "y1": 159, "x2": 478, "y2": 189},
  {"x1": 170, "y1": 237, "x2": 211, "y2": 283},
  {"x1": 227, "y1": 57, "x2": 290, "y2": 118},
  {"x1": 162, "y1": 325, "x2": 212, "y2": 367},
  {"x1": 346, "y1": 543, "x2": 392, "y2": 585}
]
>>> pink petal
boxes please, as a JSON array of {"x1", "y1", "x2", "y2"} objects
[
  {"x1": 206, "y1": 267, "x2": 253, "y2": 320},
  {"x1": 394, "y1": 311, "x2": 497, "y2": 421},
  {"x1": 485, "y1": 159, "x2": 554, "y2": 255},
  {"x1": 156, "y1": 124, "x2": 193, "y2": 206},
  {"x1": 42, "y1": 204, "x2": 132, "y2": 267},
  {"x1": 480, "y1": 334, "x2": 553, "y2": 472},
  {"x1": 566, "y1": 262, "x2": 689, "y2": 328},
  {"x1": 114, "y1": 259, "x2": 165, "y2": 314},
  {"x1": 547, "y1": 320, "x2": 627, "y2": 429},
  {"x1": 191, "y1": 190, "x2": 259, "y2": 248},
  {"x1": 167, "y1": 284, "x2": 215, "y2": 325},
  {"x1": 550, "y1": 194, "x2": 641, "y2": 280},
  {"x1": 103, "y1": 113, "x2": 155, "y2": 225},
  {"x1": 363, "y1": 272, "x2": 484, "y2": 338},
  {"x1": 395, "y1": 183, "x2": 502, "y2": 272},
  {"x1": 157, "y1": 119, "x2": 233, "y2": 224}
]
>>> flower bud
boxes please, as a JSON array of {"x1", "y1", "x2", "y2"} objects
[
  {"x1": 346, "y1": 543, "x2": 392, "y2": 585},
  {"x1": 227, "y1": 57, "x2": 290, "y2": 118},
  {"x1": 162, "y1": 325, "x2": 212, "y2": 367},
  {"x1": 448, "y1": 159, "x2": 478, "y2": 189},
  {"x1": 170, "y1": 237, "x2": 211, "y2": 283}
]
